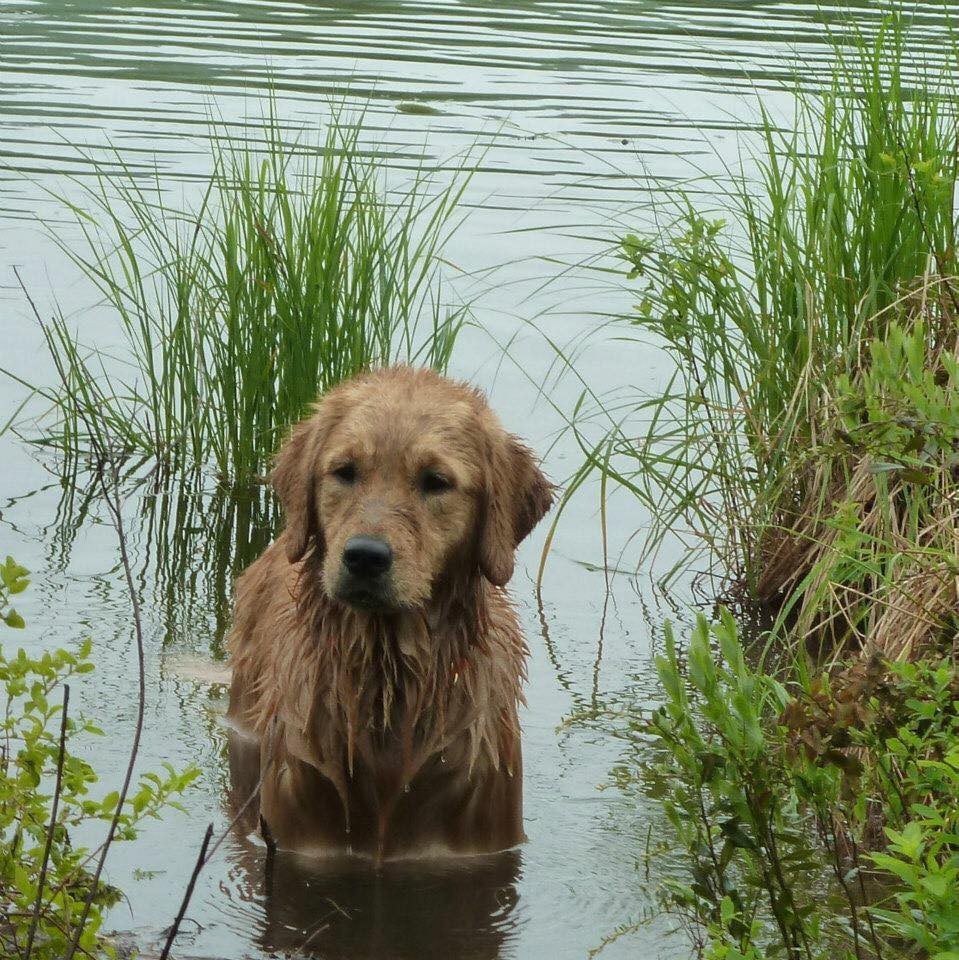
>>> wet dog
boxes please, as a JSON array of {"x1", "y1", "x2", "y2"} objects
[{"x1": 227, "y1": 366, "x2": 553, "y2": 861}]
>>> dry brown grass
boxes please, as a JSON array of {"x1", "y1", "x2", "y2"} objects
[{"x1": 753, "y1": 278, "x2": 959, "y2": 664}]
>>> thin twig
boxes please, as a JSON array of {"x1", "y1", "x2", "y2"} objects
[
  {"x1": 152, "y1": 718, "x2": 279, "y2": 959},
  {"x1": 64, "y1": 460, "x2": 147, "y2": 960},
  {"x1": 158, "y1": 824, "x2": 214, "y2": 960},
  {"x1": 24, "y1": 685, "x2": 70, "y2": 960},
  {"x1": 14, "y1": 267, "x2": 149, "y2": 960},
  {"x1": 851, "y1": 834, "x2": 884, "y2": 959},
  {"x1": 203, "y1": 716, "x2": 279, "y2": 865},
  {"x1": 293, "y1": 916, "x2": 334, "y2": 957}
]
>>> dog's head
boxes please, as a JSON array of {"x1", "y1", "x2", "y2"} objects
[{"x1": 271, "y1": 367, "x2": 554, "y2": 612}]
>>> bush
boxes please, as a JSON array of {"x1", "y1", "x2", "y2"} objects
[
  {"x1": 0, "y1": 559, "x2": 199, "y2": 959},
  {"x1": 637, "y1": 611, "x2": 959, "y2": 960},
  {"x1": 644, "y1": 611, "x2": 842, "y2": 959}
]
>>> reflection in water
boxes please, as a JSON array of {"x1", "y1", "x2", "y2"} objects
[
  {"x1": 140, "y1": 472, "x2": 278, "y2": 658},
  {"x1": 238, "y1": 849, "x2": 521, "y2": 959},
  {"x1": 226, "y1": 728, "x2": 521, "y2": 959},
  {"x1": 48, "y1": 461, "x2": 279, "y2": 657}
]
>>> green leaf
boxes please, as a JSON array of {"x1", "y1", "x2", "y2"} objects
[
  {"x1": 868, "y1": 461, "x2": 904, "y2": 475},
  {"x1": 870, "y1": 852, "x2": 920, "y2": 885},
  {"x1": 899, "y1": 468, "x2": 934, "y2": 484},
  {"x1": 919, "y1": 873, "x2": 951, "y2": 899},
  {"x1": 1, "y1": 556, "x2": 30, "y2": 594},
  {"x1": 3, "y1": 609, "x2": 26, "y2": 629},
  {"x1": 719, "y1": 819, "x2": 758, "y2": 852}
]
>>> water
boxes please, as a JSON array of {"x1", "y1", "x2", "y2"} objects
[{"x1": 0, "y1": 2, "x2": 951, "y2": 958}]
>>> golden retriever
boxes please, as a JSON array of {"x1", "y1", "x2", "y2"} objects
[{"x1": 227, "y1": 366, "x2": 553, "y2": 862}]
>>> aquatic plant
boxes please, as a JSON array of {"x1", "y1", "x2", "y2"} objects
[
  {"x1": 577, "y1": 15, "x2": 959, "y2": 661},
  {"x1": 21, "y1": 106, "x2": 469, "y2": 483},
  {"x1": 0, "y1": 560, "x2": 200, "y2": 959}
]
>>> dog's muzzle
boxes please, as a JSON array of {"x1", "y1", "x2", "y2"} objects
[{"x1": 335, "y1": 536, "x2": 395, "y2": 609}]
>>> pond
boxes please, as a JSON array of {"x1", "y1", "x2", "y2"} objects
[{"x1": 0, "y1": 2, "x2": 950, "y2": 958}]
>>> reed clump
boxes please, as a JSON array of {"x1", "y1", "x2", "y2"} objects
[
  {"x1": 757, "y1": 290, "x2": 959, "y2": 662},
  {"x1": 601, "y1": 15, "x2": 959, "y2": 662},
  {"x1": 25, "y1": 108, "x2": 469, "y2": 483}
]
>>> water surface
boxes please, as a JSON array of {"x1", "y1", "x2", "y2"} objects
[{"x1": 0, "y1": 3, "x2": 952, "y2": 958}]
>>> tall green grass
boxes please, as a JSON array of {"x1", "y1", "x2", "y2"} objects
[
  {"x1": 583, "y1": 14, "x2": 959, "y2": 657},
  {"x1": 27, "y1": 108, "x2": 469, "y2": 483}
]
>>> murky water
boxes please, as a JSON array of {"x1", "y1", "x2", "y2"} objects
[{"x1": 0, "y1": 2, "x2": 953, "y2": 958}]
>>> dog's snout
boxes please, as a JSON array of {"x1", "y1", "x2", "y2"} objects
[{"x1": 342, "y1": 536, "x2": 393, "y2": 578}]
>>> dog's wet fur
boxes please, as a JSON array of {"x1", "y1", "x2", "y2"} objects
[{"x1": 227, "y1": 366, "x2": 553, "y2": 862}]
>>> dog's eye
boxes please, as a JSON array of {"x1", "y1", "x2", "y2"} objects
[
  {"x1": 420, "y1": 469, "x2": 453, "y2": 495},
  {"x1": 331, "y1": 462, "x2": 358, "y2": 484}
]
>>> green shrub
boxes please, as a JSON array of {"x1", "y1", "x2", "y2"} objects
[
  {"x1": 637, "y1": 612, "x2": 959, "y2": 960},
  {"x1": 859, "y1": 660, "x2": 959, "y2": 957},
  {"x1": 644, "y1": 611, "x2": 844, "y2": 959},
  {"x1": 0, "y1": 560, "x2": 199, "y2": 959}
]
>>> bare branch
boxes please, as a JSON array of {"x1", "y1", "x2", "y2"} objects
[
  {"x1": 158, "y1": 824, "x2": 214, "y2": 960},
  {"x1": 24, "y1": 685, "x2": 70, "y2": 960}
]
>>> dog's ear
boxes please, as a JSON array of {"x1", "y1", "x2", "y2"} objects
[
  {"x1": 479, "y1": 426, "x2": 554, "y2": 587},
  {"x1": 272, "y1": 405, "x2": 333, "y2": 564}
]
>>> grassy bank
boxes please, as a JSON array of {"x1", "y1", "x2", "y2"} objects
[
  {"x1": 18, "y1": 107, "x2": 469, "y2": 484},
  {"x1": 607, "y1": 16, "x2": 959, "y2": 635},
  {"x1": 587, "y1": 13, "x2": 959, "y2": 958}
]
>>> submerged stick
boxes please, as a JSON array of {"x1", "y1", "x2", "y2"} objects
[
  {"x1": 158, "y1": 823, "x2": 214, "y2": 960},
  {"x1": 154, "y1": 714, "x2": 280, "y2": 955}
]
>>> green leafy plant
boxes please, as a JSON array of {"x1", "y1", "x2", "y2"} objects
[
  {"x1": 859, "y1": 660, "x2": 959, "y2": 957},
  {"x1": 0, "y1": 561, "x2": 199, "y2": 959},
  {"x1": 870, "y1": 818, "x2": 959, "y2": 958},
  {"x1": 627, "y1": 611, "x2": 959, "y2": 960},
  {"x1": 644, "y1": 610, "x2": 851, "y2": 960},
  {"x1": 0, "y1": 557, "x2": 29, "y2": 630}
]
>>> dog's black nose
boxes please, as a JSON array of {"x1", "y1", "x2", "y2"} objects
[{"x1": 342, "y1": 536, "x2": 393, "y2": 578}]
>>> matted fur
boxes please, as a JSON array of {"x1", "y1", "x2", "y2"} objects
[{"x1": 227, "y1": 367, "x2": 553, "y2": 861}]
